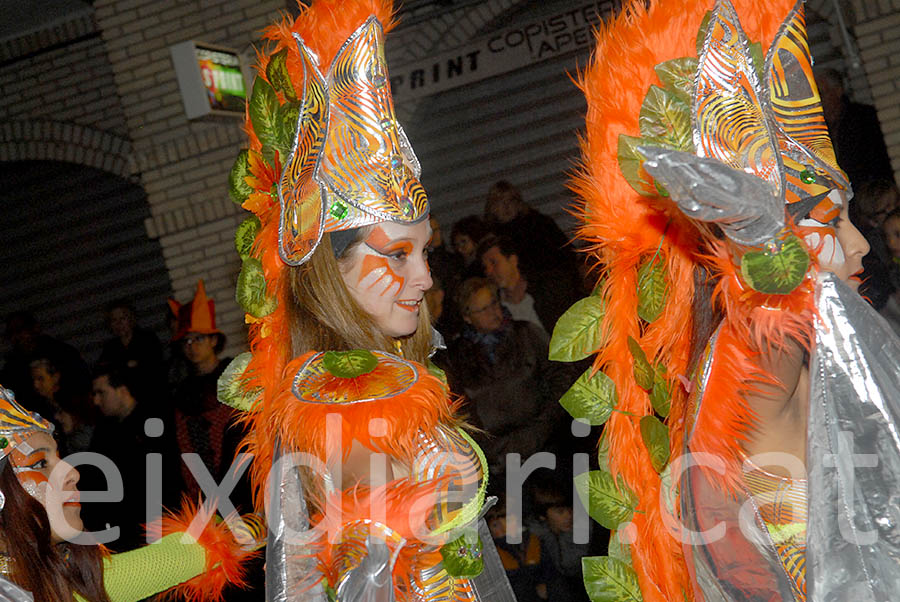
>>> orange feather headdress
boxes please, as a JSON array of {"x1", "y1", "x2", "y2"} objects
[
  {"x1": 221, "y1": 0, "x2": 419, "y2": 511},
  {"x1": 570, "y1": 0, "x2": 821, "y2": 599}
]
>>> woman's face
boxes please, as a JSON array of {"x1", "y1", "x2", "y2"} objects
[
  {"x1": 340, "y1": 219, "x2": 433, "y2": 338},
  {"x1": 803, "y1": 198, "x2": 870, "y2": 290},
  {"x1": 10, "y1": 432, "x2": 82, "y2": 543}
]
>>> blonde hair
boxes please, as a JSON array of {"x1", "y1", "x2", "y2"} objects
[{"x1": 287, "y1": 232, "x2": 434, "y2": 363}]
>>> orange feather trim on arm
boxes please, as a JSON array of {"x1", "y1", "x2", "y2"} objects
[{"x1": 145, "y1": 498, "x2": 260, "y2": 602}]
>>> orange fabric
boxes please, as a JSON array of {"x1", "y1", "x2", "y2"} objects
[{"x1": 574, "y1": 1, "x2": 802, "y2": 600}]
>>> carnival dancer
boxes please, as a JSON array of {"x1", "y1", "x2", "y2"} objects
[
  {"x1": 220, "y1": 0, "x2": 516, "y2": 599},
  {"x1": 550, "y1": 0, "x2": 900, "y2": 600},
  {"x1": 0, "y1": 385, "x2": 262, "y2": 601}
]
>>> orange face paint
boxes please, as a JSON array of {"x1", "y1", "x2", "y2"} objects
[
  {"x1": 12, "y1": 449, "x2": 50, "y2": 500},
  {"x1": 365, "y1": 225, "x2": 414, "y2": 256},
  {"x1": 357, "y1": 255, "x2": 405, "y2": 295}
]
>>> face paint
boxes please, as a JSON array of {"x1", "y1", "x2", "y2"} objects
[
  {"x1": 10, "y1": 432, "x2": 83, "y2": 542},
  {"x1": 357, "y1": 255, "x2": 405, "y2": 297},
  {"x1": 802, "y1": 201, "x2": 870, "y2": 289},
  {"x1": 341, "y1": 219, "x2": 434, "y2": 337}
]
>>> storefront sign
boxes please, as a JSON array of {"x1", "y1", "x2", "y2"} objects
[{"x1": 390, "y1": 1, "x2": 612, "y2": 102}]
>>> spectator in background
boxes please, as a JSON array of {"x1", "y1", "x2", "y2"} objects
[
  {"x1": 2, "y1": 311, "x2": 89, "y2": 417},
  {"x1": 427, "y1": 215, "x2": 465, "y2": 340},
  {"x1": 53, "y1": 390, "x2": 96, "y2": 456},
  {"x1": 479, "y1": 234, "x2": 576, "y2": 336},
  {"x1": 427, "y1": 215, "x2": 463, "y2": 298},
  {"x1": 30, "y1": 356, "x2": 94, "y2": 453},
  {"x1": 487, "y1": 494, "x2": 545, "y2": 602},
  {"x1": 448, "y1": 278, "x2": 569, "y2": 478},
  {"x1": 451, "y1": 215, "x2": 489, "y2": 280},
  {"x1": 817, "y1": 68, "x2": 894, "y2": 191},
  {"x1": 98, "y1": 299, "x2": 164, "y2": 399},
  {"x1": 168, "y1": 280, "x2": 250, "y2": 510},
  {"x1": 484, "y1": 180, "x2": 576, "y2": 277},
  {"x1": 529, "y1": 475, "x2": 600, "y2": 602},
  {"x1": 855, "y1": 179, "x2": 899, "y2": 309},
  {"x1": 83, "y1": 364, "x2": 178, "y2": 552},
  {"x1": 879, "y1": 208, "x2": 900, "y2": 335}
]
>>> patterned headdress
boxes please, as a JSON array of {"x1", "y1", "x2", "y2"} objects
[
  {"x1": 547, "y1": 0, "x2": 840, "y2": 599},
  {"x1": 220, "y1": 0, "x2": 419, "y2": 509},
  {"x1": 0, "y1": 386, "x2": 54, "y2": 510}
]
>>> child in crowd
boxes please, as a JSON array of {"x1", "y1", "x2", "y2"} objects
[
  {"x1": 879, "y1": 209, "x2": 900, "y2": 334},
  {"x1": 487, "y1": 494, "x2": 545, "y2": 602},
  {"x1": 530, "y1": 477, "x2": 600, "y2": 602}
]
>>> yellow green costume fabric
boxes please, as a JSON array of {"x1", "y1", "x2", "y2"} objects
[{"x1": 90, "y1": 532, "x2": 208, "y2": 602}]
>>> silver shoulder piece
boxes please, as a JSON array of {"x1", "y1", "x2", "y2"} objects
[
  {"x1": 807, "y1": 274, "x2": 900, "y2": 601},
  {"x1": 639, "y1": 146, "x2": 785, "y2": 248}
]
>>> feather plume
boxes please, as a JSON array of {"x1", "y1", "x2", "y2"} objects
[
  {"x1": 148, "y1": 498, "x2": 258, "y2": 602},
  {"x1": 237, "y1": 0, "x2": 400, "y2": 513},
  {"x1": 573, "y1": 0, "x2": 802, "y2": 599}
]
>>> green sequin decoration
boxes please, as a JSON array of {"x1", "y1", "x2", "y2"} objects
[
  {"x1": 330, "y1": 201, "x2": 348, "y2": 220},
  {"x1": 0, "y1": 437, "x2": 7, "y2": 449},
  {"x1": 439, "y1": 531, "x2": 484, "y2": 578},
  {"x1": 800, "y1": 169, "x2": 816, "y2": 184},
  {"x1": 322, "y1": 350, "x2": 378, "y2": 379}
]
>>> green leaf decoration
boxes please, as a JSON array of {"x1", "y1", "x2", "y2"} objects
[
  {"x1": 696, "y1": 11, "x2": 713, "y2": 57},
  {"x1": 249, "y1": 76, "x2": 281, "y2": 164},
  {"x1": 439, "y1": 530, "x2": 484, "y2": 578},
  {"x1": 749, "y1": 41, "x2": 765, "y2": 82},
  {"x1": 640, "y1": 415, "x2": 670, "y2": 473},
  {"x1": 266, "y1": 48, "x2": 298, "y2": 102},
  {"x1": 596, "y1": 433, "x2": 610, "y2": 472},
  {"x1": 607, "y1": 533, "x2": 633, "y2": 567},
  {"x1": 659, "y1": 462, "x2": 677, "y2": 517},
  {"x1": 618, "y1": 135, "x2": 658, "y2": 197},
  {"x1": 236, "y1": 257, "x2": 277, "y2": 318},
  {"x1": 322, "y1": 350, "x2": 378, "y2": 379},
  {"x1": 649, "y1": 365, "x2": 671, "y2": 418},
  {"x1": 426, "y1": 358, "x2": 449, "y2": 387},
  {"x1": 574, "y1": 470, "x2": 638, "y2": 530},
  {"x1": 235, "y1": 215, "x2": 261, "y2": 260},
  {"x1": 228, "y1": 149, "x2": 254, "y2": 205},
  {"x1": 560, "y1": 367, "x2": 617, "y2": 426},
  {"x1": 582, "y1": 556, "x2": 642, "y2": 602},
  {"x1": 627, "y1": 337, "x2": 654, "y2": 390},
  {"x1": 654, "y1": 57, "x2": 698, "y2": 104},
  {"x1": 740, "y1": 234, "x2": 810, "y2": 295},
  {"x1": 549, "y1": 296, "x2": 607, "y2": 362},
  {"x1": 216, "y1": 352, "x2": 260, "y2": 411},
  {"x1": 636, "y1": 255, "x2": 668, "y2": 323},
  {"x1": 639, "y1": 85, "x2": 693, "y2": 152},
  {"x1": 276, "y1": 101, "x2": 301, "y2": 158}
]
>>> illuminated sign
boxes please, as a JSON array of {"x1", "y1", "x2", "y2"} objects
[{"x1": 170, "y1": 41, "x2": 248, "y2": 119}]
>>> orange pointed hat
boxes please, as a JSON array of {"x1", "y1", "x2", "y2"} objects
[{"x1": 169, "y1": 280, "x2": 224, "y2": 341}]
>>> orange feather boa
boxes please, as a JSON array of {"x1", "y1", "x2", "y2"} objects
[{"x1": 574, "y1": 0, "x2": 807, "y2": 600}]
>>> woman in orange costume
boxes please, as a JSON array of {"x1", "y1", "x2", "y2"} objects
[
  {"x1": 222, "y1": 0, "x2": 516, "y2": 599},
  {"x1": 0, "y1": 385, "x2": 260, "y2": 601},
  {"x1": 558, "y1": 0, "x2": 900, "y2": 600}
]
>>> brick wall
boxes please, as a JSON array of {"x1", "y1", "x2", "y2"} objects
[
  {"x1": 851, "y1": 0, "x2": 900, "y2": 181},
  {"x1": 91, "y1": 0, "x2": 286, "y2": 357},
  {"x1": 0, "y1": 11, "x2": 133, "y2": 175}
]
